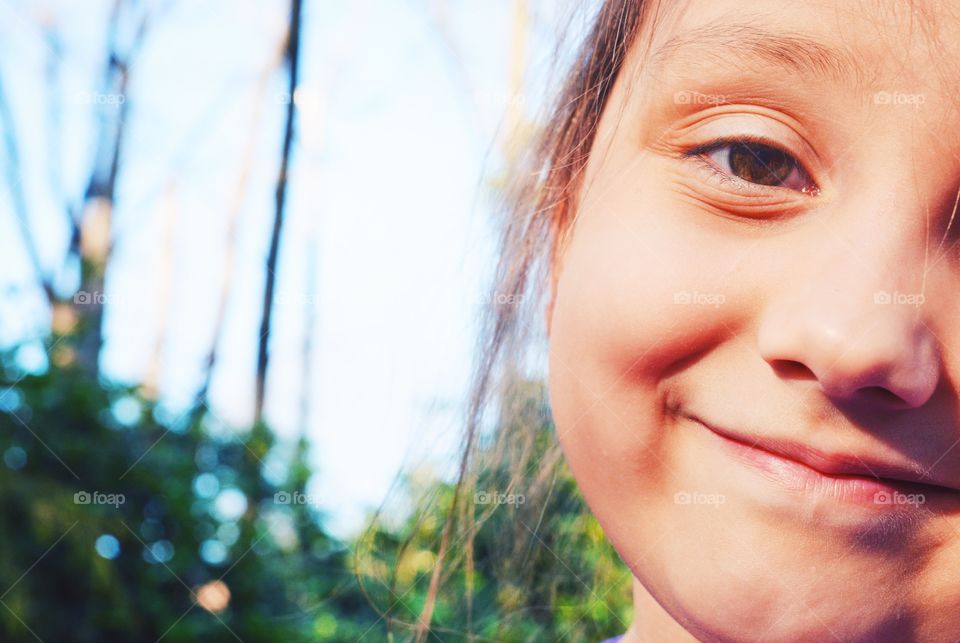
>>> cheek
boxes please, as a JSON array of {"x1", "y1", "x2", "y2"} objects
[
  {"x1": 544, "y1": 179, "x2": 789, "y2": 633},
  {"x1": 549, "y1": 183, "x2": 745, "y2": 395},
  {"x1": 546, "y1": 183, "x2": 749, "y2": 520}
]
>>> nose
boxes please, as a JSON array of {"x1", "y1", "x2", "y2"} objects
[{"x1": 756, "y1": 239, "x2": 941, "y2": 410}]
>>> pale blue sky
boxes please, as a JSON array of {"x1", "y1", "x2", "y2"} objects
[{"x1": 0, "y1": 0, "x2": 595, "y2": 537}]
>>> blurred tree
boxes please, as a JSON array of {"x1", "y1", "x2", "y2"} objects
[
  {"x1": 0, "y1": 1, "x2": 372, "y2": 640},
  {"x1": 0, "y1": 328, "x2": 379, "y2": 642}
]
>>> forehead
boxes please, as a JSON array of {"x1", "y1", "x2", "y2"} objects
[{"x1": 636, "y1": 0, "x2": 960, "y2": 98}]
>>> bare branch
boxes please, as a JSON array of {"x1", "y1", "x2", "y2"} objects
[
  {"x1": 75, "y1": 0, "x2": 157, "y2": 375},
  {"x1": 191, "y1": 38, "x2": 289, "y2": 419},
  {"x1": 254, "y1": 0, "x2": 303, "y2": 425}
]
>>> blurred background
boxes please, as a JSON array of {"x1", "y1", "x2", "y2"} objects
[{"x1": 0, "y1": 0, "x2": 631, "y2": 641}]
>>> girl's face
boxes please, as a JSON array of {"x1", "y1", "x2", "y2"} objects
[{"x1": 548, "y1": 1, "x2": 960, "y2": 640}]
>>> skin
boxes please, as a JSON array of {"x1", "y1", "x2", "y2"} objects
[{"x1": 546, "y1": 1, "x2": 960, "y2": 641}]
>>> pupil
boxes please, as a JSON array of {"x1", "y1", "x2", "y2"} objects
[{"x1": 728, "y1": 143, "x2": 793, "y2": 186}]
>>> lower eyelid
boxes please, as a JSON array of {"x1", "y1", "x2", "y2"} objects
[
  {"x1": 671, "y1": 177, "x2": 809, "y2": 221},
  {"x1": 677, "y1": 160, "x2": 813, "y2": 216}
]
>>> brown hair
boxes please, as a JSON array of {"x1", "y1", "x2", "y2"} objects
[{"x1": 411, "y1": 2, "x2": 655, "y2": 638}]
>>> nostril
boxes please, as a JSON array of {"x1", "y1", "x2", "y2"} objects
[
  {"x1": 769, "y1": 359, "x2": 817, "y2": 381},
  {"x1": 770, "y1": 361, "x2": 909, "y2": 407}
]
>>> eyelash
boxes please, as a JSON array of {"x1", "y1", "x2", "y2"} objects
[{"x1": 681, "y1": 134, "x2": 819, "y2": 195}]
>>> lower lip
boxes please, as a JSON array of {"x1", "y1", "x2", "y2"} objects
[{"x1": 692, "y1": 417, "x2": 935, "y2": 507}]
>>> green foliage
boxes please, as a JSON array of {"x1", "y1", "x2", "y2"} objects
[
  {"x1": 0, "y1": 338, "x2": 373, "y2": 642},
  {"x1": 0, "y1": 331, "x2": 630, "y2": 642},
  {"x1": 357, "y1": 381, "x2": 634, "y2": 642}
]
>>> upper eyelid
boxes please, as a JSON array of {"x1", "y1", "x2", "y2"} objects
[{"x1": 683, "y1": 135, "x2": 799, "y2": 162}]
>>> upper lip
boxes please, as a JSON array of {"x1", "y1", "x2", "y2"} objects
[{"x1": 691, "y1": 414, "x2": 959, "y2": 492}]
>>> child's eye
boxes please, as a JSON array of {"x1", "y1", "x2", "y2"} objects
[{"x1": 686, "y1": 138, "x2": 818, "y2": 194}]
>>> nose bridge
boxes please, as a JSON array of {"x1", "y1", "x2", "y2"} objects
[
  {"x1": 826, "y1": 210, "x2": 923, "y2": 307},
  {"x1": 756, "y1": 195, "x2": 940, "y2": 407},
  {"x1": 799, "y1": 188, "x2": 926, "y2": 314}
]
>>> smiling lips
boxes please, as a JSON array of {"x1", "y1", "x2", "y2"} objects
[{"x1": 688, "y1": 414, "x2": 958, "y2": 506}]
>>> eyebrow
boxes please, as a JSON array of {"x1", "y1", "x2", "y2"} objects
[{"x1": 650, "y1": 23, "x2": 864, "y2": 84}]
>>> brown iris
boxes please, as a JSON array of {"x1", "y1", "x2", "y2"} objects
[{"x1": 727, "y1": 143, "x2": 795, "y2": 186}]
